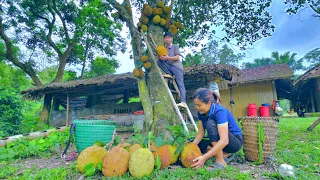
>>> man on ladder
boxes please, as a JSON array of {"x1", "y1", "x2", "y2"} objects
[{"x1": 157, "y1": 32, "x2": 187, "y2": 108}]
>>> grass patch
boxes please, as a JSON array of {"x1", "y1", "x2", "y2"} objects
[{"x1": 275, "y1": 117, "x2": 320, "y2": 179}]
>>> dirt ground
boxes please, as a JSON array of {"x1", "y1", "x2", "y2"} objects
[{"x1": 15, "y1": 152, "x2": 277, "y2": 179}]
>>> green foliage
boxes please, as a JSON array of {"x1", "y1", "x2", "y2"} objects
[
  {"x1": 0, "y1": 129, "x2": 70, "y2": 161},
  {"x1": 275, "y1": 117, "x2": 320, "y2": 179},
  {"x1": 183, "y1": 53, "x2": 202, "y2": 67},
  {"x1": 303, "y1": 48, "x2": 320, "y2": 69},
  {"x1": 0, "y1": 88, "x2": 24, "y2": 137},
  {"x1": 83, "y1": 56, "x2": 119, "y2": 78},
  {"x1": 38, "y1": 66, "x2": 78, "y2": 83},
  {"x1": 184, "y1": 41, "x2": 244, "y2": 67},
  {"x1": 284, "y1": 0, "x2": 320, "y2": 17},
  {"x1": 0, "y1": 62, "x2": 32, "y2": 91},
  {"x1": 241, "y1": 51, "x2": 304, "y2": 72}
]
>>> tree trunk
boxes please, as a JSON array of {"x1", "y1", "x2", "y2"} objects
[
  {"x1": 138, "y1": 78, "x2": 153, "y2": 132},
  {"x1": 40, "y1": 94, "x2": 53, "y2": 128},
  {"x1": 145, "y1": 25, "x2": 180, "y2": 136}
]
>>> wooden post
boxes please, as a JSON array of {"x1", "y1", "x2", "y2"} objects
[
  {"x1": 310, "y1": 90, "x2": 316, "y2": 113},
  {"x1": 307, "y1": 117, "x2": 320, "y2": 131},
  {"x1": 272, "y1": 80, "x2": 278, "y2": 100},
  {"x1": 123, "y1": 89, "x2": 129, "y2": 103},
  {"x1": 66, "y1": 93, "x2": 69, "y2": 126},
  {"x1": 230, "y1": 86, "x2": 234, "y2": 115},
  {"x1": 40, "y1": 94, "x2": 53, "y2": 127}
]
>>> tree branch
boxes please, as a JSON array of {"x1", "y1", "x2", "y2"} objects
[
  {"x1": 46, "y1": 0, "x2": 63, "y2": 57},
  {"x1": 310, "y1": 4, "x2": 320, "y2": 15},
  {"x1": 52, "y1": 0, "x2": 71, "y2": 43},
  {"x1": 108, "y1": 0, "x2": 130, "y2": 22},
  {"x1": 0, "y1": 17, "x2": 42, "y2": 86}
]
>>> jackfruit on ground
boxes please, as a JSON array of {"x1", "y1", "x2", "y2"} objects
[
  {"x1": 153, "y1": 15, "x2": 161, "y2": 24},
  {"x1": 156, "y1": 46, "x2": 168, "y2": 57},
  {"x1": 160, "y1": 18, "x2": 166, "y2": 26},
  {"x1": 141, "y1": 25, "x2": 148, "y2": 32},
  {"x1": 140, "y1": 55, "x2": 148, "y2": 62},
  {"x1": 150, "y1": 143, "x2": 171, "y2": 169},
  {"x1": 102, "y1": 146, "x2": 130, "y2": 177},
  {"x1": 129, "y1": 144, "x2": 142, "y2": 156},
  {"x1": 143, "y1": 5, "x2": 153, "y2": 16},
  {"x1": 180, "y1": 143, "x2": 202, "y2": 168},
  {"x1": 133, "y1": 68, "x2": 140, "y2": 77},
  {"x1": 163, "y1": 6, "x2": 171, "y2": 14},
  {"x1": 143, "y1": 62, "x2": 151, "y2": 69},
  {"x1": 129, "y1": 148, "x2": 154, "y2": 178},
  {"x1": 168, "y1": 145, "x2": 180, "y2": 164},
  {"x1": 77, "y1": 145, "x2": 107, "y2": 173}
]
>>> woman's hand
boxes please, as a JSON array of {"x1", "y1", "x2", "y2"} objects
[{"x1": 191, "y1": 155, "x2": 207, "y2": 169}]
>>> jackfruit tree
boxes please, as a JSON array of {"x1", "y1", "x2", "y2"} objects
[{"x1": 108, "y1": 0, "x2": 274, "y2": 136}]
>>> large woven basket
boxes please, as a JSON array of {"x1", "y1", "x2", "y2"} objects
[
  {"x1": 73, "y1": 119, "x2": 116, "y2": 153},
  {"x1": 241, "y1": 117, "x2": 279, "y2": 162}
]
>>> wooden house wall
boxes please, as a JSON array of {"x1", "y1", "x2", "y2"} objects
[{"x1": 220, "y1": 81, "x2": 275, "y2": 117}]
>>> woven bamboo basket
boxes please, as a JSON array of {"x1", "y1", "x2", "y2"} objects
[{"x1": 241, "y1": 116, "x2": 279, "y2": 162}]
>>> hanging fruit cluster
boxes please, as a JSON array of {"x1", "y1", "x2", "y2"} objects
[
  {"x1": 132, "y1": 55, "x2": 152, "y2": 78},
  {"x1": 137, "y1": 1, "x2": 184, "y2": 35}
]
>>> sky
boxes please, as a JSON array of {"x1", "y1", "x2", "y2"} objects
[{"x1": 114, "y1": 1, "x2": 320, "y2": 74}]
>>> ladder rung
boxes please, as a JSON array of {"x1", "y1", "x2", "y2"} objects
[{"x1": 171, "y1": 90, "x2": 179, "y2": 93}]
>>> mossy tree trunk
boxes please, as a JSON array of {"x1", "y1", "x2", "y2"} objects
[{"x1": 110, "y1": 0, "x2": 180, "y2": 136}]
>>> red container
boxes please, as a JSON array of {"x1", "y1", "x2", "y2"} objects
[
  {"x1": 248, "y1": 103, "x2": 257, "y2": 116},
  {"x1": 259, "y1": 106, "x2": 270, "y2": 117}
]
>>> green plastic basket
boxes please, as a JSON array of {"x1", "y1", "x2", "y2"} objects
[{"x1": 73, "y1": 119, "x2": 116, "y2": 153}]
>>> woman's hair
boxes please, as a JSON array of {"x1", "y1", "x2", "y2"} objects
[{"x1": 193, "y1": 88, "x2": 214, "y2": 104}]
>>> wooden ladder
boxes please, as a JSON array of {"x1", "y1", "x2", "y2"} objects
[
  {"x1": 163, "y1": 74, "x2": 198, "y2": 132},
  {"x1": 140, "y1": 30, "x2": 197, "y2": 133}
]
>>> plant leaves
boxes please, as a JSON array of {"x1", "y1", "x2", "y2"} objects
[
  {"x1": 97, "y1": 161, "x2": 102, "y2": 171},
  {"x1": 155, "y1": 154, "x2": 161, "y2": 170},
  {"x1": 155, "y1": 136, "x2": 165, "y2": 148}
]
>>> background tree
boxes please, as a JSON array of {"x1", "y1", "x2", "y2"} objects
[
  {"x1": 218, "y1": 44, "x2": 244, "y2": 66},
  {"x1": 183, "y1": 53, "x2": 202, "y2": 67},
  {"x1": 83, "y1": 57, "x2": 120, "y2": 78},
  {"x1": 284, "y1": 0, "x2": 320, "y2": 18},
  {"x1": 201, "y1": 40, "x2": 219, "y2": 64},
  {"x1": 108, "y1": 0, "x2": 275, "y2": 135},
  {"x1": 303, "y1": 48, "x2": 320, "y2": 69},
  {"x1": 241, "y1": 51, "x2": 304, "y2": 72},
  {"x1": 0, "y1": 0, "x2": 124, "y2": 124}
]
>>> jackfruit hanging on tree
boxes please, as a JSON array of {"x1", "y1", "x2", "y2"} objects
[
  {"x1": 132, "y1": 68, "x2": 140, "y2": 77},
  {"x1": 163, "y1": 6, "x2": 171, "y2": 14},
  {"x1": 153, "y1": 15, "x2": 161, "y2": 24},
  {"x1": 169, "y1": 24, "x2": 178, "y2": 35},
  {"x1": 111, "y1": 12, "x2": 119, "y2": 19},
  {"x1": 140, "y1": 16, "x2": 149, "y2": 24},
  {"x1": 157, "y1": 1, "x2": 164, "y2": 8},
  {"x1": 140, "y1": 55, "x2": 148, "y2": 62},
  {"x1": 141, "y1": 25, "x2": 148, "y2": 32},
  {"x1": 143, "y1": 62, "x2": 152, "y2": 69},
  {"x1": 143, "y1": 5, "x2": 153, "y2": 16},
  {"x1": 159, "y1": 18, "x2": 166, "y2": 26},
  {"x1": 139, "y1": 69, "x2": 144, "y2": 78}
]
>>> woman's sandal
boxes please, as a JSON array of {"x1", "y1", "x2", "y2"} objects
[{"x1": 208, "y1": 162, "x2": 226, "y2": 170}]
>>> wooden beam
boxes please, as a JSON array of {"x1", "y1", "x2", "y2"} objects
[
  {"x1": 272, "y1": 80, "x2": 278, "y2": 100},
  {"x1": 307, "y1": 117, "x2": 320, "y2": 131}
]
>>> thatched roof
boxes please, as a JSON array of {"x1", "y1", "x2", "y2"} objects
[
  {"x1": 231, "y1": 64, "x2": 293, "y2": 85},
  {"x1": 293, "y1": 63, "x2": 320, "y2": 86},
  {"x1": 22, "y1": 64, "x2": 241, "y2": 100}
]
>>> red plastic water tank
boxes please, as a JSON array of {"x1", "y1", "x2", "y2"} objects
[
  {"x1": 247, "y1": 103, "x2": 257, "y2": 116},
  {"x1": 259, "y1": 106, "x2": 270, "y2": 117}
]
